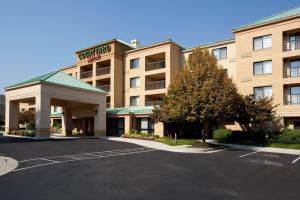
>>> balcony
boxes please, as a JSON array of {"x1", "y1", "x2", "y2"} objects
[
  {"x1": 96, "y1": 67, "x2": 110, "y2": 76},
  {"x1": 145, "y1": 101, "x2": 164, "y2": 106},
  {"x1": 145, "y1": 80, "x2": 165, "y2": 90},
  {"x1": 145, "y1": 52, "x2": 166, "y2": 71},
  {"x1": 80, "y1": 70, "x2": 92, "y2": 79},
  {"x1": 97, "y1": 84, "x2": 110, "y2": 92},
  {"x1": 146, "y1": 60, "x2": 166, "y2": 71}
]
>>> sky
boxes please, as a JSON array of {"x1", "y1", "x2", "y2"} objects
[{"x1": 0, "y1": 0, "x2": 299, "y2": 94}]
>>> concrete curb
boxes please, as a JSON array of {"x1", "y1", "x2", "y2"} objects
[
  {"x1": 0, "y1": 156, "x2": 18, "y2": 176},
  {"x1": 207, "y1": 140, "x2": 300, "y2": 155},
  {"x1": 106, "y1": 137, "x2": 224, "y2": 154}
]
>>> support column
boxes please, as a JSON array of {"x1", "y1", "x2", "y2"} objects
[
  {"x1": 5, "y1": 100, "x2": 19, "y2": 134},
  {"x1": 124, "y1": 115, "x2": 132, "y2": 134},
  {"x1": 94, "y1": 98, "x2": 106, "y2": 137},
  {"x1": 61, "y1": 107, "x2": 72, "y2": 136},
  {"x1": 35, "y1": 93, "x2": 51, "y2": 138},
  {"x1": 92, "y1": 62, "x2": 97, "y2": 86},
  {"x1": 154, "y1": 122, "x2": 165, "y2": 137},
  {"x1": 82, "y1": 118, "x2": 87, "y2": 134}
]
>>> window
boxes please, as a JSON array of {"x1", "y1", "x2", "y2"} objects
[
  {"x1": 212, "y1": 47, "x2": 227, "y2": 60},
  {"x1": 254, "y1": 86, "x2": 272, "y2": 100},
  {"x1": 130, "y1": 96, "x2": 140, "y2": 106},
  {"x1": 54, "y1": 106, "x2": 62, "y2": 113},
  {"x1": 290, "y1": 86, "x2": 300, "y2": 104},
  {"x1": 289, "y1": 33, "x2": 300, "y2": 50},
  {"x1": 290, "y1": 60, "x2": 300, "y2": 77},
  {"x1": 137, "y1": 117, "x2": 154, "y2": 133},
  {"x1": 130, "y1": 77, "x2": 140, "y2": 88},
  {"x1": 130, "y1": 58, "x2": 140, "y2": 69},
  {"x1": 253, "y1": 35, "x2": 272, "y2": 50},
  {"x1": 253, "y1": 60, "x2": 272, "y2": 75}
]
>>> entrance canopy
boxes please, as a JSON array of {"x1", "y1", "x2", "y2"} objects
[{"x1": 5, "y1": 71, "x2": 106, "y2": 138}]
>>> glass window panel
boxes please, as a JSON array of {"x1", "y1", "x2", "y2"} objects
[
  {"x1": 254, "y1": 37, "x2": 263, "y2": 50},
  {"x1": 290, "y1": 60, "x2": 300, "y2": 68},
  {"x1": 212, "y1": 49, "x2": 220, "y2": 60},
  {"x1": 130, "y1": 58, "x2": 140, "y2": 69},
  {"x1": 254, "y1": 88, "x2": 263, "y2": 99},
  {"x1": 140, "y1": 118, "x2": 148, "y2": 129},
  {"x1": 263, "y1": 35, "x2": 272, "y2": 48},
  {"x1": 254, "y1": 62, "x2": 263, "y2": 75},
  {"x1": 130, "y1": 77, "x2": 140, "y2": 88},
  {"x1": 130, "y1": 96, "x2": 140, "y2": 106},
  {"x1": 291, "y1": 87, "x2": 300, "y2": 95},
  {"x1": 220, "y1": 48, "x2": 227, "y2": 59},
  {"x1": 263, "y1": 61, "x2": 272, "y2": 74},
  {"x1": 263, "y1": 87, "x2": 272, "y2": 98}
]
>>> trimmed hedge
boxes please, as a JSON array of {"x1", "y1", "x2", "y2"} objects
[
  {"x1": 213, "y1": 129, "x2": 232, "y2": 142},
  {"x1": 277, "y1": 129, "x2": 300, "y2": 144}
]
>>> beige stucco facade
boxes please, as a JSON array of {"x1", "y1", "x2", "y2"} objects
[
  {"x1": 234, "y1": 16, "x2": 300, "y2": 129},
  {"x1": 12, "y1": 7, "x2": 300, "y2": 137}
]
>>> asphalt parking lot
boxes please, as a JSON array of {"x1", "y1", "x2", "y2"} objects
[{"x1": 0, "y1": 136, "x2": 300, "y2": 200}]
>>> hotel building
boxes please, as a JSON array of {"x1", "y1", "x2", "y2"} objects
[{"x1": 9, "y1": 6, "x2": 300, "y2": 137}]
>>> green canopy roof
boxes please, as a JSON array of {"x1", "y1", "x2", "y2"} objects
[
  {"x1": 6, "y1": 71, "x2": 105, "y2": 94},
  {"x1": 106, "y1": 106, "x2": 154, "y2": 115},
  {"x1": 234, "y1": 5, "x2": 300, "y2": 31}
]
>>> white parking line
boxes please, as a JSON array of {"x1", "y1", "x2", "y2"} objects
[
  {"x1": 39, "y1": 158, "x2": 58, "y2": 163},
  {"x1": 13, "y1": 148, "x2": 155, "y2": 172},
  {"x1": 292, "y1": 156, "x2": 300, "y2": 164},
  {"x1": 239, "y1": 151, "x2": 258, "y2": 158}
]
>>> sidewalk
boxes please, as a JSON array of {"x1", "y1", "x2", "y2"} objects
[
  {"x1": 107, "y1": 137, "x2": 224, "y2": 154},
  {"x1": 0, "y1": 156, "x2": 18, "y2": 176},
  {"x1": 207, "y1": 140, "x2": 300, "y2": 155}
]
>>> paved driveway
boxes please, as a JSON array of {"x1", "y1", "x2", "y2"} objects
[{"x1": 0, "y1": 136, "x2": 299, "y2": 200}]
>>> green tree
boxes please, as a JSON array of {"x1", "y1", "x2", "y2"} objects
[
  {"x1": 152, "y1": 48, "x2": 240, "y2": 142},
  {"x1": 235, "y1": 94, "x2": 277, "y2": 132}
]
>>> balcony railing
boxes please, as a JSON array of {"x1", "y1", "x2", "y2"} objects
[
  {"x1": 287, "y1": 94, "x2": 300, "y2": 104},
  {"x1": 96, "y1": 67, "x2": 110, "y2": 76},
  {"x1": 97, "y1": 85, "x2": 110, "y2": 92},
  {"x1": 145, "y1": 101, "x2": 164, "y2": 106},
  {"x1": 106, "y1": 103, "x2": 111, "y2": 108},
  {"x1": 80, "y1": 70, "x2": 92, "y2": 79},
  {"x1": 145, "y1": 80, "x2": 165, "y2": 90},
  {"x1": 146, "y1": 60, "x2": 166, "y2": 71},
  {"x1": 286, "y1": 40, "x2": 300, "y2": 51},
  {"x1": 286, "y1": 66, "x2": 300, "y2": 78}
]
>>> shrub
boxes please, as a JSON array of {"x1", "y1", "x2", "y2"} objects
[
  {"x1": 9, "y1": 130, "x2": 35, "y2": 137},
  {"x1": 277, "y1": 129, "x2": 300, "y2": 144},
  {"x1": 213, "y1": 129, "x2": 232, "y2": 142},
  {"x1": 26, "y1": 121, "x2": 35, "y2": 130},
  {"x1": 122, "y1": 129, "x2": 159, "y2": 140}
]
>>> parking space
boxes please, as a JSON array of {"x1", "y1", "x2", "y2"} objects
[
  {"x1": 14, "y1": 147, "x2": 155, "y2": 172},
  {"x1": 237, "y1": 150, "x2": 300, "y2": 167},
  {"x1": 1, "y1": 136, "x2": 300, "y2": 200}
]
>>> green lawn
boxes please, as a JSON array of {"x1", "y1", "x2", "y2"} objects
[
  {"x1": 269, "y1": 143, "x2": 300, "y2": 150},
  {"x1": 156, "y1": 137, "x2": 199, "y2": 146}
]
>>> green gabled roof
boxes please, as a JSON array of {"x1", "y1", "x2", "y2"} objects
[
  {"x1": 6, "y1": 71, "x2": 105, "y2": 94},
  {"x1": 106, "y1": 106, "x2": 154, "y2": 115},
  {"x1": 234, "y1": 5, "x2": 300, "y2": 32}
]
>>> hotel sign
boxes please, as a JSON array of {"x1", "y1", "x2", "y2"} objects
[{"x1": 78, "y1": 44, "x2": 111, "y2": 63}]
